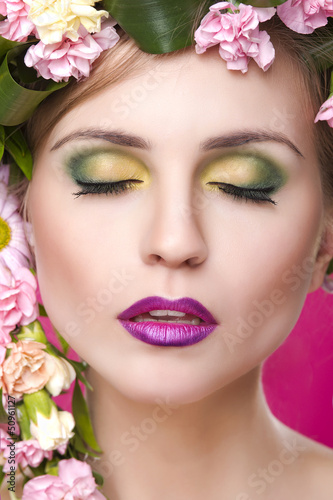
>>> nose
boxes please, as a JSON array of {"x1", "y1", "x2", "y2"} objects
[{"x1": 140, "y1": 186, "x2": 208, "y2": 268}]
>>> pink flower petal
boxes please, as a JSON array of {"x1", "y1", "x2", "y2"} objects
[
  {"x1": 194, "y1": 2, "x2": 276, "y2": 73},
  {"x1": 277, "y1": 0, "x2": 330, "y2": 34}
]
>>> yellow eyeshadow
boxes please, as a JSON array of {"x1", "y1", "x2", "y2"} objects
[
  {"x1": 200, "y1": 154, "x2": 286, "y2": 189},
  {"x1": 67, "y1": 150, "x2": 151, "y2": 185}
]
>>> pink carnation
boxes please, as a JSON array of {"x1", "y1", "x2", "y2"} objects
[
  {"x1": 3, "y1": 439, "x2": 53, "y2": 473},
  {"x1": 0, "y1": 0, "x2": 35, "y2": 41},
  {"x1": 277, "y1": 0, "x2": 332, "y2": 34},
  {"x1": 22, "y1": 458, "x2": 106, "y2": 500},
  {"x1": 0, "y1": 266, "x2": 38, "y2": 345},
  {"x1": 194, "y1": 2, "x2": 276, "y2": 73},
  {"x1": 314, "y1": 95, "x2": 333, "y2": 127},
  {"x1": 24, "y1": 21, "x2": 120, "y2": 83}
]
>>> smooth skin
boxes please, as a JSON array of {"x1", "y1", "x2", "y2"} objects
[{"x1": 21, "y1": 44, "x2": 333, "y2": 500}]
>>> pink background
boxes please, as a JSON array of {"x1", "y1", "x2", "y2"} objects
[
  {"x1": 263, "y1": 288, "x2": 333, "y2": 448},
  {"x1": 46, "y1": 288, "x2": 333, "y2": 449}
]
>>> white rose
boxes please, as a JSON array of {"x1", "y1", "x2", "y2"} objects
[
  {"x1": 45, "y1": 355, "x2": 76, "y2": 397},
  {"x1": 30, "y1": 406, "x2": 75, "y2": 451},
  {"x1": 24, "y1": 0, "x2": 109, "y2": 44}
]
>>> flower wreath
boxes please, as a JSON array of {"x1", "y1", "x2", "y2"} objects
[{"x1": 0, "y1": 1, "x2": 332, "y2": 499}]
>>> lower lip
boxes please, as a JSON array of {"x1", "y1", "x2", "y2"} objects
[{"x1": 118, "y1": 319, "x2": 217, "y2": 346}]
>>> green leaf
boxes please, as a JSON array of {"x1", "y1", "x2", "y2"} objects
[
  {"x1": 0, "y1": 44, "x2": 68, "y2": 127},
  {"x1": 0, "y1": 124, "x2": 4, "y2": 161},
  {"x1": 4, "y1": 127, "x2": 33, "y2": 179},
  {"x1": 54, "y1": 328, "x2": 70, "y2": 355},
  {"x1": 45, "y1": 458, "x2": 60, "y2": 475},
  {"x1": 71, "y1": 432, "x2": 101, "y2": 458},
  {"x1": 104, "y1": 0, "x2": 212, "y2": 53},
  {"x1": 0, "y1": 35, "x2": 20, "y2": 63},
  {"x1": 0, "y1": 388, "x2": 8, "y2": 424},
  {"x1": 45, "y1": 459, "x2": 60, "y2": 476},
  {"x1": 17, "y1": 320, "x2": 48, "y2": 344},
  {"x1": 23, "y1": 389, "x2": 54, "y2": 423},
  {"x1": 16, "y1": 402, "x2": 32, "y2": 440},
  {"x1": 72, "y1": 380, "x2": 102, "y2": 453},
  {"x1": 38, "y1": 304, "x2": 48, "y2": 316},
  {"x1": 326, "y1": 258, "x2": 333, "y2": 275},
  {"x1": 92, "y1": 470, "x2": 104, "y2": 487},
  {"x1": 0, "y1": 466, "x2": 5, "y2": 487}
]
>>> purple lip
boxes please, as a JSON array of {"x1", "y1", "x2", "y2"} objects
[{"x1": 117, "y1": 296, "x2": 218, "y2": 347}]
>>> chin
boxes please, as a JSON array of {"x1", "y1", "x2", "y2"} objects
[{"x1": 105, "y1": 367, "x2": 228, "y2": 406}]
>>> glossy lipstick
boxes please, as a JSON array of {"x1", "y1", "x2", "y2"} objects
[{"x1": 117, "y1": 296, "x2": 218, "y2": 347}]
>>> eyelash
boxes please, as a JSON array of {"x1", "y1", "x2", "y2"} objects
[
  {"x1": 207, "y1": 182, "x2": 277, "y2": 205},
  {"x1": 73, "y1": 179, "x2": 277, "y2": 205},
  {"x1": 72, "y1": 179, "x2": 143, "y2": 197}
]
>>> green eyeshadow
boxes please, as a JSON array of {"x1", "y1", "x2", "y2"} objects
[
  {"x1": 66, "y1": 148, "x2": 151, "y2": 185},
  {"x1": 200, "y1": 154, "x2": 287, "y2": 192}
]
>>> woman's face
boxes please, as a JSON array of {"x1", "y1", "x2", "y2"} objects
[{"x1": 28, "y1": 46, "x2": 331, "y2": 404}]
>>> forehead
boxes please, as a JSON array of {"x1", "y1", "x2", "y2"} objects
[{"x1": 47, "y1": 46, "x2": 315, "y2": 159}]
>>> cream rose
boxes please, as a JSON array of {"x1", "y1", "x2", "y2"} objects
[
  {"x1": 0, "y1": 340, "x2": 51, "y2": 399},
  {"x1": 45, "y1": 355, "x2": 76, "y2": 397},
  {"x1": 24, "y1": 0, "x2": 109, "y2": 44},
  {"x1": 30, "y1": 406, "x2": 75, "y2": 451}
]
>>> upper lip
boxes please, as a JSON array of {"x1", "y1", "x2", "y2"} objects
[{"x1": 117, "y1": 296, "x2": 218, "y2": 324}]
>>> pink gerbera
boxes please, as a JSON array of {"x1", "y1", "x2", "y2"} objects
[{"x1": 0, "y1": 164, "x2": 32, "y2": 273}]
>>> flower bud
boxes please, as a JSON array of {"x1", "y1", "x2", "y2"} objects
[
  {"x1": 45, "y1": 355, "x2": 76, "y2": 397},
  {"x1": 17, "y1": 320, "x2": 48, "y2": 344},
  {"x1": 29, "y1": 405, "x2": 75, "y2": 451}
]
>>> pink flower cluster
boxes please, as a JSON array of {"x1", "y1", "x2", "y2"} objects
[
  {"x1": 24, "y1": 22, "x2": 120, "y2": 82},
  {"x1": 277, "y1": 0, "x2": 333, "y2": 34},
  {"x1": 0, "y1": 267, "x2": 38, "y2": 345},
  {"x1": 0, "y1": 0, "x2": 120, "y2": 82},
  {"x1": 0, "y1": 428, "x2": 52, "y2": 473},
  {"x1": 194, "y1": 2, "x2": 276, "y2": 73},
  {"x1": 22, "y1": 458, "x2": 106, "y2": 500},
  {"x1": 0, "y1": 0, "x2": 35, "y2": 42}
]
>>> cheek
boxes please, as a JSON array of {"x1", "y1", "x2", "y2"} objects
[
  {"x1": 28, "y1": 172, "x2": 150, "y2": 358},
  {"x1": 207, "y1": 184, "x2": 324, "y2": 370}
]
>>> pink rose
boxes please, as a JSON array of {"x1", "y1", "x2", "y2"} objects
[
  {"x1": 314, "y1": 95, "x2": 333, "y2": 127},
  {"x1": 3, "y1": 439, "x2": 53, "y2": 473},
  {"x1": 0, "y1": 0, "x2": 35, "y2": 41},
  {"x1": 194, "y1": 2, "x2": 276, "y2": 73},
  {"x1": 277, "y1": 0, "x2": 332, "y2": 34},
  {"x1": 0, "y1": 266, "x2": 38, "y2": 344},
  {"x1": 0, "y1": 340, "x2": 51, "y2": 398},
  {"x1": 24, "y1": 21, "x2": 120, "y2": 83},
  {"x1": 22, "y1": 458, "x2": 106, "y2": 499}
]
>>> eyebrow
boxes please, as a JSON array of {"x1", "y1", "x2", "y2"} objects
[
  {"x1": 201, "y1": 131, "x2": 304, "y2": 158},
  {"x1": 50, "y1": 129, "x2": 151, "y2": 151},
  {"x1": 51, "y1": 128, "x2": 304, "y2": 159}
]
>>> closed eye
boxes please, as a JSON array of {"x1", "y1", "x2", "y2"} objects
[
  {"x1": 72, "y1": 179, "x2": 144, "y2": 198},
  {"x1": 207, "y1": 182, "x2": 277, "y2": 205}
]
